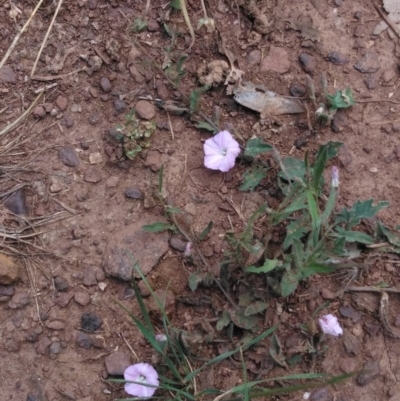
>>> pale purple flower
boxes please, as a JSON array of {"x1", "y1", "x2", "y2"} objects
[
  {"x1": 204, "y1": 130, "x2": 240, "y2": 172},
  {"x1": 318, "y1": 314, "x2": 343, "y2": 336},
  {"x1": 124, "y1": 363, "x2": 159, "y2": 398},
  {"x1": 331, "y1": 166, "x2": 339, "y2": 188},
  {"x1": 184, "y1": 242, "x2": 192, "y2": 257},
  {"x1": 155, "y1": 333, "x2": 167, "y2": 342}
]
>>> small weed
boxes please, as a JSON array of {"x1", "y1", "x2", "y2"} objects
[
  {"x1": 115, "y1": 109, "x2": 156, "y2": 160},
  {"x1": 112, "y1": 261, "x2": 351, "y2": 400},
  {"x1": 227, "y1": 139, "x2": 396, "y2": 297}
]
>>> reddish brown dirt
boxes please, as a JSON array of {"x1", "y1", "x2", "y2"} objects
[{"x1": 1, "y1": 1, "x2": 400, "y2": 400}]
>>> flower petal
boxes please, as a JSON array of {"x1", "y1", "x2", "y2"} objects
[
  {"x1": 217, "y1": 155, "x2": 235, "y2": 172},
  {"x1": 204, "y1": 153, "x2": 225, "y2": 170},
  {"x1": 204, "y1": 137, "x2": 223, "y2": 156}
]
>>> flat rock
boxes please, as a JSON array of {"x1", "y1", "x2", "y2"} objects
[
  {"x1": 0, "y1": 65, "x2": 17, "y2": 83},
  {"x1": 59, "y1": 147, "x2": 80, "y2": 167},
  {"x1": 35, "y1": 335, "x2": 52, "y2": 354},
  {"x1": 8, "y1": 290, "x2": 30, "y2": 309},
  {"x1": 260, "y1": 46, "x2": 290, "y2": 74},
  {"x1": 84, "y1": 167, "x2": 102, "y2": 183},
  {"x1": 55, "y1": 95, "x2": 68, "y2": 111},
  {"x1": 45, "y1": 320, "x2": 66, "y2": 330},
  {"x1": 76, "y1": 332, "x2": 93, "y2": 349},
  {"x1": 135, "y1": 100, "x2": 156, "y2": 120},
  {"x1": 363, "y1": 74, "x2": 378, "y2": 90},
  {"x1": 155, "y1": 79, "x2": 169, "y2": 99},
  {"x1": 289, "y1": 83, "x2": 307, "y2": 97},
  {"x1": 54, "y1": 275, "x2": 69, "y2": 292},
  {"x1": 327, "y1": 51, "x2": 349, "y2": 65},
  {"x1": 125, "y1": 187, "x2": 143, "y2": 199},
  {"x1": 103, "y1": 217, "x2": 169, "y2": 281},
  {"x1": 145, "y1": 150, "x2": 163, "y2": 172},
  {"x1": 74, "y1": 291, "x2": 90, "y2": 306},
  {"x1": 343, "y1": 330, "x2": 359, "y2": 355},
  {"x1": 0, "y1": 254, "x2": 20, "y2": 285},
  {"x1": 357, "y1": 360, "x2": 380, "y2": 385},
  {"x1": 299, "y1": 52, "x2": 316, "y2": 74},
  {"x1": 354, "y1": 52, "x2": 380, "y2": 73},
  {"x1": 83, "y1": 266, "x2": 97, "y2": 286},
  {"x1": 4, "y1": 188, "x2": 28, "y2": 215},
  {"x1": 105, "y1": 351, "x2": 131, "y2": 376},
  {"x1": 54, "y1": 291, "x2": 74, "y2": 307}
]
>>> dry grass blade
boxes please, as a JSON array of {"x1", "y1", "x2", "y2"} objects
[
  {"x1": 0, "y1": 0, "x2": 45, "y2": 69},
  {"x1": 31, "y1": 0, "x2": 65, "y2": 77},
  {"x1": 0, "y1": 90, "x2": 44, "y2": 137},
  {"x1": 180, "y1": 0, "x2": 195, "y2": 50}
]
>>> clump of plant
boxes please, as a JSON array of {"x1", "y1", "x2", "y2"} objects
[
  {"x1": 116, "y1": 109, "x2": 155, "y2": 160},
  {"x1": 228, "y1": 139, "x2": 394, "y2": 297},
  {"x1": 111, "y1": 262, "x2": 351, "y2": 400}
]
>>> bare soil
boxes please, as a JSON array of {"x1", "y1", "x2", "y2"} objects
[{"x1": 1, "y1": 1, "x2": 400, "y2": 400}]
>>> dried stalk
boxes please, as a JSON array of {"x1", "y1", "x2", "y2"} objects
[
  {"x1": 31, "y1": 0, "x2": 65, "y2": 77},
  {"x1": 0, "y1": 0, "x2": 45, "y2": 69}
]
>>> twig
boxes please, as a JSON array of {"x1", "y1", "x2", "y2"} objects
[
  {"x1": 167, "y1": 112, "x2": 174, "y2": 140},
  {"x1": 370, "y1": 0, "x2": 400, "y2": 39},
  {"x1": 31, "y1": 0, "x2": 65, "y2": 77},
  {"x1": 92, "y1": 45, "x2": 111, "y2": 65},
  {"x1": 0, "y1": 0, "x2": 45, "y2": 68},
  {"x1": 31, "y1": 67, "x2": 86, "y2": 82},
  {"x1": 144, "y1": 0, "x2": 151, "y2": 16},
  {"x1": 179, "y1": 0, "x2": 195, "y2": 50},
  {"x1": 0, "y1": 90, "x2": 44, "y2": 137},
  {"x1": 357, "y1": 99, "x2": 400, "y2": 104},
  {"x1": 52, "y1": 197, "x2": 76, "y2": 215},
  {"x1": 346, "y1": 286, "x2": 400, "y2": 294}
]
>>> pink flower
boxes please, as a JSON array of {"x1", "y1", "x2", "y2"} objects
[
  {"x1": 204, "y1": 130, "x2": 240, "y2": 172},
  {"x1": 124, "y1": 363, "x2": 159, "y2": 398},
  {"x1": 331, "y1": 166, "x2": 339, "y2": 188},
  {"x1": 318, "y1": 314, "x2": 343, "y2": 336}
]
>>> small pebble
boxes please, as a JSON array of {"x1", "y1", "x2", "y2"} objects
[
  {"x1": 100, "y1": 77, "x2": 112, "y2": 93},
  {"x1": 81, "y1": 312, "x2": 102, "y2": 331},
  {"x1": 113, "y1": 98, "x2": 127, "y2": 115},
  {"x1": 125, "y1": 187, "x2": 143, "y2": 199}
]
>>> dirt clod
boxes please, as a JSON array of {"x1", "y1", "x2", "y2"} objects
[
  {"x1": 105, "y1": 352, "x2": 131, "y2": 376},
  {"x1": 357, "y1": 360, "x2": 380, "y2": 386},
  {"x1": 135, "y1": 100, "x2": 156, "y2": 120},
  {"x1": 81, "y1": 312, "x2": 102, "y2": 332},
  {"x1": 354, "y1": 52, "x2": 381, "y2": 73},
  {"x1": 55, "y1": 95, "x2": 68, "y2": 111},
  {"x1": 100, "y1": 77, "x2": 112, "y2": 93},
  {"x1": 260, "y1": 46, "x2": 291, "y2": 74},
  {"x1": 0, "y1": 254, "x2": 20, "y2": 285},
  {"x1": 299, "y1": 52, "x2": 316, "y2": 74}
]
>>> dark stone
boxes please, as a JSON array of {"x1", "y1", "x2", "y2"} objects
[
  {"x1": 113, "y1": 98, "x2": 127, "y2": 115},
  {"x1": 0, "y1": 285, "x2": 14, "y2": 297},
  {"x1": 25, "y1": 332, "x2": 39, "y2": 343},
  {"x1": 299, "y1": 53, "x2": 316, "y2": 74},
  {"x1": 54, "y1": 276, "x2": 69, "y2": 292},
  {"x1": 289, "y1": 83, "x2": 307, "y2": 97},
  {"x1": 80, "y1": 139, "x2": 90, "y2": 150},
  {"x1": 88, "y1": 112, "x2": 101, "y2": 125},
  {"x1": 354, "y1": 52, "x2": 381, "y2": 73},
  {"x1": 81, "y1": 312, "x2": 102, "y2": 331},
  {"x1": 339, "y1": 306, "x2": 361, "y2": 323},
  {"x1": 354, "y1": 11, "x2": 362, "y2": 20},
  {"x1": 357, "y1": 360, "x2": 380, "y2": 386},
  {"x1": 107, "y1": 126, "x2": 124, "y2": 142},
  {"x1": 62, "y1": 116, "x2": 74, "y2": 128},
  {"x1": 310, "y1": 387, "x2": 330, "y2": 401},
  {"x1": 169, "y1": 236, "x2": 187, "y2": 252},
  {"x1": 76, "y1": 332, "x2": 93, "y2": 349},
  {"x1": 59, "y1": 147, "x2": 80, "y2": 167},
  {"x1": 364, "y1": 322, "x2": 380, "y2": 337},
  {"x1": 363, "y1": 74, "x2": 378, "y2": 90},
  {"x1": 332, "y1": 109, "x2": 347, "y2": 133},
  {"x1": 328, "y1": 51, "x2": 349, "y2": 65},
  {"x1": 125, "y1": 187, "x2": 143, "y2": 199},
  {"x1": 3, "y1": 189, "x2": 28, "y2": 215},
  {"x1": 343, "y1": 330, "x2": 359, "y2": 355},
  {"x1": 294, "y1": 138, "x2": 307, "y2": 149},
  {"x1": 334, "y1": 0, "x2": 343, "y2": 6},
  {"x1": 87, "y1": 0, "x2": 98, "y2": 9},
  {"x1": 84, "y1": 167, "x2": 102, "y2": 183}
]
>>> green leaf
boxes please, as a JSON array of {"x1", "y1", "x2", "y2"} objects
[
  {"x1": 196, "y1": 121, "x2": 216, "y2": 132},
  {"x1": 142, "y1": 222, "x2": 174, "y2": 232},
  {"x1": 245, "y1": 300, "x2": 268, "y2": 316},
  {"x1": 269, "y1": 334, "x2": 288, "y2": 368},
  {"x1": 242, "y1": 203, "x2": 267, "y2": 240},
  {"x1": 334, "y1": 228, "x2": 375, "y2": 245},
  {"x1": 216, "y1": 311, "x2": 231, "y2": 331},
  {"x1": 324, "y1": 141, "x2": 343, "y2": 160},
  {"x1": 280, "y1": 270, "x2": 300, "y2": 297},
  {"x1": 229, "y1": 307, "x2": 258, "y2": 330},
  {"x1": 301, "y1": 262, "x2": 336, "y2": 278},
  {"x1": 240, "y1": 167, "x2": 267, "y2": 192},
  {"x1": 131, "y1": 18, "x2": 148, "y2": 33},
  {"x1": 376, "y1": 222, "x2": 400, "y2": 247},
  {"x1": 170, "y1": 0, "x2": 182, "y2": 9},
  {"x1": 189, "y1": 85, "x2": 210, "y2": 113},
  {"x1": 278, "y1": 157, "x2": 306, "y2": 182},
  {"x1": 197, "y1": 221, "x2": 213, "y2": 241},
  {"x1": 336, "y1": 199, "x2": 390, "y2": 229},
  {"x1": 176, "y1": 55, "x2": 188, "y2": 75},
  {"x1": 188, "y1": 272, "x2": 214, "y2": 291},
  {"x1": 312, "y1": 145, "x2": 328, "y2": 192},
  {"x1": 246, "y1": 259, "x2": 280, "y2": 274},
  {"x1": 327, "y1": 87, "x2": 355, "y2": 109},
  {"x1": 243, "y1": 138, "x2": 272, "y2": 157},
  {"x1": 283, "y1": 218, "x2": 309, "y2": 250},
  {"x1": 166, "y1": 206, "x2": 181, "y2": 214}
]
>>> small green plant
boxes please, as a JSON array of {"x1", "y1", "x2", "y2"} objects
[
  {"x1": 131, "y1": 17, "x2": 148, "y2": 33},
  {"x1": 116, "y1": 109, "x2": 155, "y2": 160},
  {"x1": 229, "y1": 139, "x2": 394, "y2": 297}
]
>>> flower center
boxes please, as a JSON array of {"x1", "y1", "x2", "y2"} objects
[
  {"x1": 139, "y1": 375, "x2": 146, "y2": 382},
  {"x1": 221, "y1": 148, "x2": 227, "y2": 156}
]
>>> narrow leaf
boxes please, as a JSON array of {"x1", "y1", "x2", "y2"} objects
[
  {"x1": 246, "y1": 259, "x2": 280, "y2": 274},
  {"x1": 142, "y1": 222, "x2": 174, "y2": 232},
  {"x1": 196, "y1": 121, "x2": 216, "y2": 132},
  {"x1": 197, "y1": 221, "x2": 213, "y2": 241}
]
